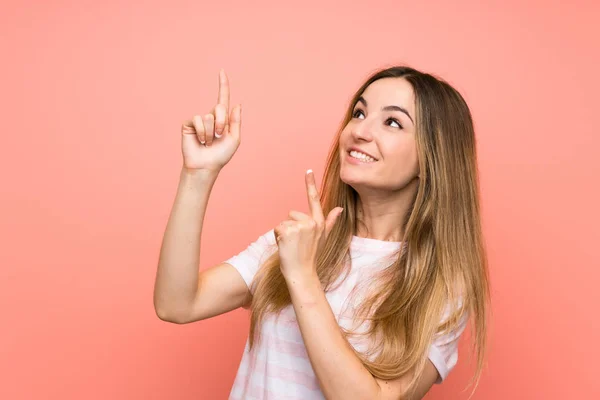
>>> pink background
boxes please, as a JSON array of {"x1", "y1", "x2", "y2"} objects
[{"x1": 2, "y1": 1, "x2": 598, "y2": 398}]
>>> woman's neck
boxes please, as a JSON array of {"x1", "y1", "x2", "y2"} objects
[{"x1": 354, "y1": 178, "x2": 419, "y2": 242}]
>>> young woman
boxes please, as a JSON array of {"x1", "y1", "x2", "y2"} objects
[{"x1": 154, "y1": 66, "x2": 489, "y2": 399}]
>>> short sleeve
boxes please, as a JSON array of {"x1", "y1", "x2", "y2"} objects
[
  {"x1": 427, "y1": 310, "x2": 469, "y2": 383},
  {"x1": 223, "y1": 229, "x2": 278, "y2": 295}
]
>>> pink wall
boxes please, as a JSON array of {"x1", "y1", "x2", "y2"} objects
[{"x1": 2, "y1": 1, "x2": 598, "y2": 398}]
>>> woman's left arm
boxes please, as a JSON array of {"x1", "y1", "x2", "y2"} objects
[
  {"x1": 274, "y1": 171, "x2": 439, "y2": 400},
  {"x1": 284, "y1": 269, "x2": 438, "y2": 400}
]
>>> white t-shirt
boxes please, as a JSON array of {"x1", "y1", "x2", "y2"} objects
[{"x1": 225, "y1": 229, "x2": 466, "y2": 400}]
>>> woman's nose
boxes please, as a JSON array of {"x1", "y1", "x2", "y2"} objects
[{"x1": 351, "y1": 118, "x2": 374, "y2": 142}]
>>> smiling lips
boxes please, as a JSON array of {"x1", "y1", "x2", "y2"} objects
[{"x1": 347, "y1": 147, "x2": 377, "y2": 163}]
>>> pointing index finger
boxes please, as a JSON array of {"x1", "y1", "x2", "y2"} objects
[
  {"x1": 218, "y1": 69, "x2": 230, "y2": 111},
  {"x1": 305, "y1": 169, "x2": 324, "y2": 223}
]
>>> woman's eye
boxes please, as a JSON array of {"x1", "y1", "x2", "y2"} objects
[
  {"x1": 352, "y1": 109, "x2": 365, "y2": 119},
  {"x1": 386, "y1": 118, "x2": 403, "y2": 129}
]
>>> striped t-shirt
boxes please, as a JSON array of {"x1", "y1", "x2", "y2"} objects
[{"x1": 224, "y1": 229, "x2": 466, "y2": 400}]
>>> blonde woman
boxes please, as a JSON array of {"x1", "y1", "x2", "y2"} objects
[{"x1": 154, "y1": 66, "x2": 489, "y2": 399}]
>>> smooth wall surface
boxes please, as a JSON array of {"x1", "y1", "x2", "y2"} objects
[{"x1": 2, "y1": 1, "x2": 598, "y2": 399}]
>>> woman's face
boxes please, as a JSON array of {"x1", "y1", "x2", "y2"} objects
[{"x1": 339, "y1": 77, "x2": 420, "y2": 192}]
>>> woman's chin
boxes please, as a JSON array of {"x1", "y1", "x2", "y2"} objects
[{"x1": 340, "y1": 170, "x2": 365, "y2": 188}]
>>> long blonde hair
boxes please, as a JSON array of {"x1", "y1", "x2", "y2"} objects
[{"x1": 248, "y1": 66, "x2": 489, "y2": 395}]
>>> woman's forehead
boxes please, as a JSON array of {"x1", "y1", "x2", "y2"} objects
[{"x1": 361, "y1": 78, "x2": 415, "y2": 113}]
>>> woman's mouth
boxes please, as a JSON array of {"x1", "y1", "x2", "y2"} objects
[{"x1": 348, "y1": 150, "x2": 377, "y2": 163}]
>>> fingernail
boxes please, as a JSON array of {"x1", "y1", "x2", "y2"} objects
[{"x1": 306, "y1": 169, "x2": 313, "y2": 174}]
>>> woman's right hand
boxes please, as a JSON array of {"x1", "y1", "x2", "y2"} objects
[{"x1": 180, "y1": 69, "x2": 242, "y2": 172}]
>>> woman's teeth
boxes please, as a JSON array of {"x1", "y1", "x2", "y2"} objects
[{"x1": 349, "y1": 150, "x2": 376, "y2": 163}]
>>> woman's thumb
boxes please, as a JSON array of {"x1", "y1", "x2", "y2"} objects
[{"x1": 325, "y1": 207, "x2": 344, "y2": 235}]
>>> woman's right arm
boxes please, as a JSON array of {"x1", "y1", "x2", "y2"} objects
[
  {"x1": 153, "y1": 69, "x2": 247, "y2": 324},
  {"x1": 153, "y1": 168, "x2": 250, "y2": 324}
]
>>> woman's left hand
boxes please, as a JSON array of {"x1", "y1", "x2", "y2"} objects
[{"x1": 275, "y1": 170, "x2": 343, "y2": 281}]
